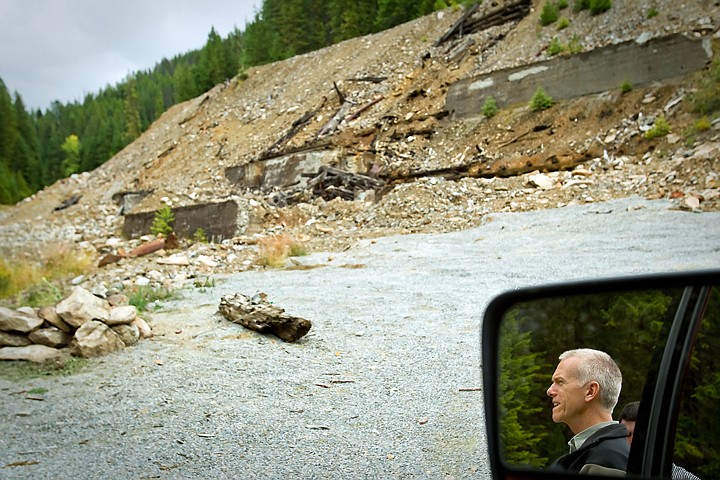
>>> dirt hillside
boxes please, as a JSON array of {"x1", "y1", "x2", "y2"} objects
[{"x1": 1, "y1": 0, "x2": 719, "y2": 293}]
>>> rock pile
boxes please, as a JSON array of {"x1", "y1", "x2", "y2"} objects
[{"x1": 0, "y1": 286, "x2": 152, "y2": 363}]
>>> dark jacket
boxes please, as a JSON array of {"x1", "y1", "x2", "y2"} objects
[{"x1": 550, "y1": 423, "x2": 630, "y2": 476}]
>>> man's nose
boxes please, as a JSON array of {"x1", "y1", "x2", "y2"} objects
[{"x1": 547, "y1": 385, "x2": 555, "y2": 397}]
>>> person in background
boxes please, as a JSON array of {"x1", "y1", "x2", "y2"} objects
[
  {"x1": 547, "y1": 348, "x2": 629, "y2": 476},
  {"x1": 619, "y1": 401, "x2": 701, "y2": 480}
]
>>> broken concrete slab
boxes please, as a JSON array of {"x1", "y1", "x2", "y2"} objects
[{"x1": 446, "y1": 33, "x2": 712, "y2": 119}]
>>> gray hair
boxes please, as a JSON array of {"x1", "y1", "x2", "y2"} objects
[{"x1": 559, "y1": 348, "x2": 622, "y2": 413}]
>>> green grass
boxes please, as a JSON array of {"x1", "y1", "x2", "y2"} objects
[
  {"x1": 644, "y1": 116, "x2": 671, "y2": 139},
  {"x1": 126, "y1": 285, "x2": 176, "y2": 312},
  {"x1": 482, "y1": 96, "x2": 499, "y2": 118},
  {"x1": 0, "y1": 357, "x2": 89, "y2": 381}
]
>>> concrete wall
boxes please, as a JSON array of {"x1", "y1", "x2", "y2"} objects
[
  {"x1": 446, "y1": 34, "x2": 712, "y2": 119},
  {"x1": 122, "y1": 198, "x2": 247, "y2": 242}
]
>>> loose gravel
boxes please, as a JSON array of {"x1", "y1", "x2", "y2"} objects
[{"x1": 1, "y1": 197, "x2": 719, "y2": 480}]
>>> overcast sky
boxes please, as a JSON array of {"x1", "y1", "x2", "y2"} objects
[{"x1": 0, "y1": 0, "x2": 262, "y2": 111}]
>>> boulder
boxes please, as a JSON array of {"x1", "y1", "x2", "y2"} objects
[
  {"x1": 0, "y1": 306, "x2": 44, "y2": 333},
  {"x1": 55, "y1": 286, "x2": 111, "y2": 328},
  {"x1": 133, "y1": 317, "x2": 153, "y2": 338},
  {"x1": 106, "y1": 293, "x2": 130, "y2": 307},
  {"x1": 111, "y1": 323, "x2": 140, "y2": 346},
  {"x1": 106, "y1": 305, "x2": 138, "y2": 325},
  {"x1": 71, "y1": 320, "x2": 125, "y2": 358},
  {"x1": 37, "y1": 305, "x2": 72, "y2": 333},
  {"x1": 0, "y1": 344, "x2": 66, "y2": 363},
  {"x1": 29, "y1": 327, "x2": 71, "y2": 348},
  {"x1": 0, "y1": 331, "x2": 32, "y2": 347}
]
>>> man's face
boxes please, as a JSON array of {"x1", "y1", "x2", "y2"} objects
[
  {"x1": 620, "y1": 419, "x2": 635, "y2": 445},
  {"x1": 546, "y1": 356, "x2": 588, "y2": 431}
]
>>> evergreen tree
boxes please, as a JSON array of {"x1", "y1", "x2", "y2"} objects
[{"x1": 60, "y1": 134, "x2": 82, "y2": 177}]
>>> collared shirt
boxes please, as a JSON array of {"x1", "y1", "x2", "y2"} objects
[{"x1": 568, "y1": 421, "x2": 618, "y2": 452}]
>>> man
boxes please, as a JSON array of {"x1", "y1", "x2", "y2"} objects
[
  {"x1": 546, "y1": 348, "x2": 630, "y2": 476},
  {"x1": 620, "y1": 401, "x2": 700, "y2": 480}
]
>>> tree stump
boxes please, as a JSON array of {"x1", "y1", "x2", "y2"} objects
[{"x1": 218, "y1": 293, "x2": 312, "y2": 342}]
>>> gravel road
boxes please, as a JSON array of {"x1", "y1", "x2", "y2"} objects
[{"x1": 2, "y1": 197, "x2": 719, "y2": 480}]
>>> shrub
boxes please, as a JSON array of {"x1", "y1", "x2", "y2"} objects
[
  {"x1": 150, "y1": 205, "x2": 175, "y2": 236},
  {"x1": 644, "y1": 116, "x2": 671, "y2": 139},
  {"x1": 193, "y1": 227, "x2": 208, "y2": 243},
  {"x1": 547, "y1": 37, "x2": 564, "y2": 56},
  {"x1": 574, "y1": 0, "x2": 590, "y2": 12},
  {"x1": 620, "y1": 80, "x2": 633, "y2": 94},
  {"x1": 647, "y1": 7, "x2": 659, "y2": 18},
  {"x1": 556, "y1": 0, "x2": 569, "y2": 9},
  {"x1": 694, "y1": 116, "x2": 712, "y2": 132},
  {"x1": 556, "y1": 16, "x2": 570, "y2": 30},
  {"x1": 589, "y1": 0, "x2": 612, "y2": 14},
  {"x1": 530, "y1": 87, "x2": 555, "y2": 111},
  {"x1": 482, "y1": 96, "x2": 499, "y2": 118},
  {"x1": 540, "y1": 2, "x2": 559, "y2": 25}
]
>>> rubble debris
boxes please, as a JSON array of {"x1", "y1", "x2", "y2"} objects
[
  {"x1": 53, "y1": 194, "x2": 81, "y2": 211},
  {"x1": 271, "y1": 166, "x2": 385, "y2": 207},
  {"x1": 218, "y1": 292, "x2": 312, "y2": 342},
  {"x1": 435, "y1": 0, "x2": 531, "y2": 46}
]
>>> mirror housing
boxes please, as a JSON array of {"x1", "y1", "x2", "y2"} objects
[{"x1": 481, "y1": 269, "x2": 719, "y2": 479}]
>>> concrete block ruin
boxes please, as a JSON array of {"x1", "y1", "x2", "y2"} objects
[
  {"x1": 446, "y1": 33, "x2": 713, "y2": 119},
  {"x1": 121, "y1": 197, "x2": 250, "y2": 242}
]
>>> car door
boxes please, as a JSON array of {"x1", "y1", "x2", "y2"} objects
[{"x1": 481, "y1": 270, "x2": 719, "y2": 480}]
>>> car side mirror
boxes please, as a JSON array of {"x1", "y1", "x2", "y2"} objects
[{"x1": 481, "y1": 270, "x2": 719, "y2": 479}]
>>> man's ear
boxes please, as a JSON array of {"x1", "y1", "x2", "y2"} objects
[{"x1": 584, "y1": 381, "x2": 600, "y2": 403}]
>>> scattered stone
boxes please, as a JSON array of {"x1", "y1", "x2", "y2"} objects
[
  {"x1": 0, "y1": 306, "x2": 44, "y2": 333},
  {"x1": 111, "y1": 323, "x2": 140, "y2": 346},
  {"x1": 0, "y1": 331, "x2": 32, "y2": 347},
  {"x1": 55, "y1": 286, "x2": 111, "y2": 328},
  {"x1": 134, "y1": 317, "x2": 153, "y2": 339},
  {"x1": 70, "y1": 320, "x2": 125, "y2": 358},
  {"x1": 37, "y1": 305, "x2": 72, "y2": 333},
  {"x1": 106, "y1": 305, "x2": 138, "y2": 326},
  {"x1": 0, "y1": 344, "x2": 66, "y2": 363},
  {"x1": 29, "y1": 327, "x2": 71, "y2": 348}
]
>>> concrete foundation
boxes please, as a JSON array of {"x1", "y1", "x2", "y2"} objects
[{"x1": 446, "y1": 34, "x2": 712, "y2": 120}]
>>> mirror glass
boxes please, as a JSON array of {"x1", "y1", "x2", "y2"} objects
[{"x1": 494, "y1": 285, "x2": 720, "y2": 478}]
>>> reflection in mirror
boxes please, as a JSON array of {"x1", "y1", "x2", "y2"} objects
[{"x1": 496, "y1": 288, "x2": 684, "y2": 471}]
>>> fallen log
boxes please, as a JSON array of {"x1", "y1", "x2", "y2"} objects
[{"x1": 218, "y1": 292, "x2": 312, "y2": 342}]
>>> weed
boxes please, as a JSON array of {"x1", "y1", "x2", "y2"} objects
[
  {"x1": 482, "y1": 96, "x2": 498, "y2": 118},
  {"x1": 193, "y1": 227, "x2": 208, "y2": 243},
  {"x1": 540, "y1": 2, "x2": 559, "y2": 25},
  {"x1": 547, "y1": 37, "x2": 564, "y2": 56},
  {"x1": 567, "y1": 35, "x2": 583, "y2": 54},
  {"x1": 556, "y1": 16, "x2": 570, "y2": 30},
  {"x1": 530, "y1": 87, "x2": 555, "y2": 111},
  {"x1": 150, "y1": 205, "x2": 175, "y2": 236},
  {"x1": 126, "y1": 285, "x2": 175, "y2": 312},
  {"x1": 647, "y1": 7, "x2": 659, "y2": 18},
  {"x1": 27, "y1": 387, "x2": 48, "y2": 394},
  {"x1": 694, "y1": 116, "x2": 712, "y2": 132},
  {"x1": 691, "y1": 59, "x2": 720, "y2": 115},
  {"x1": 620, "y1": 80, "x2": 633, "y2": 94},
  {"x1": 644, "y1": 116, "x2": 671, "y2": 139},
  {"x1": 256, "y1": 234, "x2": 308, "y2": 268},
  {"x1": 557, "y1": 0, "x2": 569, "y2": 8},
  {"x1": 194, "y1": 276, "x2": 216, "y2": 292}
]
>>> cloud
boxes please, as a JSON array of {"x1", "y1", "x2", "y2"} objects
[{"x1": 0, "y1": 0, "x2": 259, "y2": 110}]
